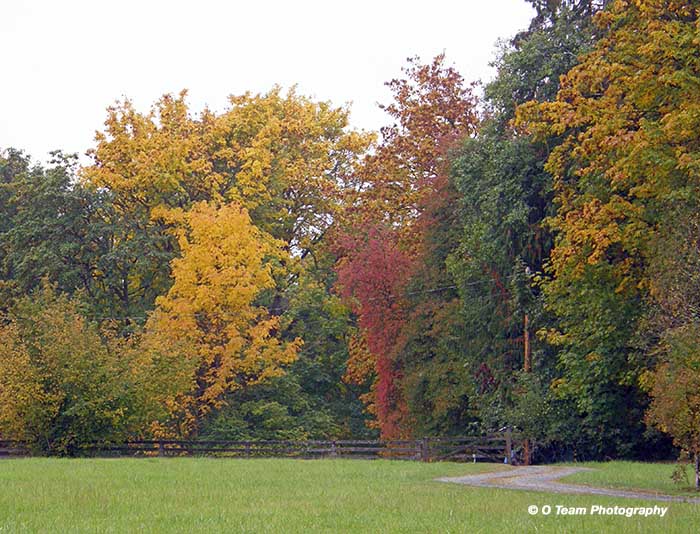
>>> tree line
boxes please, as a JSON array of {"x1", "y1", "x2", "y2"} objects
[{"x1": 1, "y1": 0, "x2": 699, "y2": 473}]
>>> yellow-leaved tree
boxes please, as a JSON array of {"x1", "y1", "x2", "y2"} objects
[
  {"x1": 0, "y1": 283, "x2": 187, "y2": 454},
  {"x1": 143, "y1": 201, "x2": 301, "y2": 437},
  {"x1": 83, "y1": 87, "x2": 372, "y2": 253},
  {"x1": 78, "y1": 87, "x2": 372, "y2": 330}
]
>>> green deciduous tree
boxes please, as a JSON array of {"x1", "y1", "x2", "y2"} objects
[{"x1": 437, "y1": 1, "x2": 608, "y2": 456}]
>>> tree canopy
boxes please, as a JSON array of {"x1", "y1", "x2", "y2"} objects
[{"x1": 1, "y1": 1, "x2": 699, "y2": 469}]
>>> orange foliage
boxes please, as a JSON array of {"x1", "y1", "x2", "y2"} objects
[{"x1": 143, "y1": 202, "x2": 301, "y2": 436}]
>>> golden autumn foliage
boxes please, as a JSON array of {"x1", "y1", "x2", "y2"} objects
[
  {"x1": 143, "y1": 201, "x2": 301, "y2": 436},
  {"x1": 0, "y1": 284, "x2": 183, "y2": 454},
  {"x1": 74, "y1": 87, "x2": 370, "y2": 437},
  {"x1": 516, "y1": 0, "x2": 700, "y2": 293},
  {"x1": 83, "y1": 87, "x2": 372, "y2": 250},
  {"x1": 515, "y1": 0, "x2": 700, "y2": 367},
  {"x1": 0, "y1": 324, "x2": 50, "y2": 444},
  {"x1": 342, "y1": 331, "x2": 379, "y2": 430}
]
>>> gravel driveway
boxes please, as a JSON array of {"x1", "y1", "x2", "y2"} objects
[{"x1": 437, "y1": 466, "x2": 700, "y2": 503}]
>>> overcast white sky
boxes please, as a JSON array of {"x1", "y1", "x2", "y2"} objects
[{"x1": 2, "y1": 1, "x2": 534, "y2": 163}]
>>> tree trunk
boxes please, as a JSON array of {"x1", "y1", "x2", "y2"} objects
[{"x1": 695, "y1": 453, "x2": 699, "y2": 490}]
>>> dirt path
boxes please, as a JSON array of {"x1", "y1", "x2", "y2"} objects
[{"x1": 437, "y1": 466, "x2": 700, "y2": 503}]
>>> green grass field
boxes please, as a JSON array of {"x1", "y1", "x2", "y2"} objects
[
  {"x1": 0, "y1": 458, "x2": 699, "y2": 533},
  {"x1": 562, "y1": 461, "x2": 700, "y2": 496}
]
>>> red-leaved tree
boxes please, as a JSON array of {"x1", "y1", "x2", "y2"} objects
[{"x1": 334, "y1": 54, "x2": 478, "y2": 438}]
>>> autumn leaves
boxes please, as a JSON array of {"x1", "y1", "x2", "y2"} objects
[
  {"x1": 2, "y1": 0, "x2": 699, "y2": 461},
  {"x1": 144, "y1": 202, "x2": 300, "y2": 432},
  {"x1": 76, "y1": 89, "x2": 373, "y2": 438}
]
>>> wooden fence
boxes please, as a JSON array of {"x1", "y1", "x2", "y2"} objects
[
  {"x1": 1, "y1": 433, "x2": 520, "y2": 463},
  {"x1": 0, "y1": 440, "x2": 29, "y2": 458}
]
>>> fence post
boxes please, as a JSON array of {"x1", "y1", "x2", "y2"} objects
[
  {"x1": 245, "y1": 442, "x2": 251, "y2": 458},
  {"x1": 331, "y1": 440, "x2": 338, "y2": 458},
  {"x1": 505, "y1": 428, "x2": 512, "y2": 465},
  {"x1": 158, "y1": 440, "x2": 165, "y2": 457},
  {"x1": 420, "y1": 437, "x2": 430, "y2": 462}
]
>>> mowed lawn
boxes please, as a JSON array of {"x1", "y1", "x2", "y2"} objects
[
  {"x1": 0, "y1": 458, "x2": 699, "y2": 533},
  {"x1": 562, "y1": 461, "x2": 700, "y2": 497}
]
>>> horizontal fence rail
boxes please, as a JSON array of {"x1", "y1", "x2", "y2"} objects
[
  {"x1": 1, "y1": 433, "x2": 524, "y2": 463},
  {"x1": 0, "y1": 440, "x2": 29, "y2": 458}
]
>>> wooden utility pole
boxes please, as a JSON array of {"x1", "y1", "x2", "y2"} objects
[
  {"x1": 523, "y1": 313, "x2": 532, "y2": 465},
  {"x1": 524, "y1": 313, "x2": 531, "y2": 373}
]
